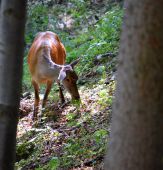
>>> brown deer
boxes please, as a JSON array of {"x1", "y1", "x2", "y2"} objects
[{"x1": 27, "y1": 31, "x2": 80, "y2": 119}]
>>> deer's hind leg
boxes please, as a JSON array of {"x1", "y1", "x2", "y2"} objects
[
  {"x1": 32, "y1": 80, "x2": 40, "y2": 120},
  {"x1": 42, "y1": 80, "x2": 53, "y2": 108}
]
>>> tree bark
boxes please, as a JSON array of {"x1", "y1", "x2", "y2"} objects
[
  {"x1": 0, "y1": 0, "x2": 26, "y2": 170},
  {"x1": 105, "y1": 0, "x2": 163, "y2": 170}
]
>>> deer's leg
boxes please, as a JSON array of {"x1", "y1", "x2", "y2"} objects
[
  {"x1": 42, "y1": 81, "x2": 53, "y2": 108},
  {"x1": 32, "y1": 80, "x2": 40, "y2": 119},
  {"x1": 58, "y1": 82, "x2": 65, "y2": 104}
]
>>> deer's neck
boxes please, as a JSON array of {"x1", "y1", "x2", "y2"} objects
[{"x1": 38, "y1": 54, "x2": 63, "y2": 81}]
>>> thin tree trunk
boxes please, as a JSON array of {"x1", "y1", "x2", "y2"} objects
[
  {"x1": 105, "y1": 0, "x2": 163, "y2": 170},
  {"x1": 0, "y1": 0, "x2": 26, "y2": 169}
]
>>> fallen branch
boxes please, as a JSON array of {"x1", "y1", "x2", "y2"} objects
[
  {"x1": 21, "y1": 92, "x2": 31, "y2": 99},
  {"x1": 95, "y1": 52, "x2": 117, "y2": 62}
]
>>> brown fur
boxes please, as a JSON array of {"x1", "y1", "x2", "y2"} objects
[
  {"x1": 27, "y1": 31, "x2": 80, "y2": 120},
  {"x1": 28, "y1": 31, "x2": 66, "y2": 76}
]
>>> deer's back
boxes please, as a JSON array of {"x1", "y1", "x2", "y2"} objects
[{"x1": 28, "y1": 31, "x2": 66, "y2": 76}]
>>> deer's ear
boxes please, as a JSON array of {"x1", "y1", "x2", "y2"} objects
[
  {"x1": 58, "y1": 69, "x2": 66, "y2": 81},
  {"x1": 70, "y1": 58, "x2": 80, "y2": 68}
]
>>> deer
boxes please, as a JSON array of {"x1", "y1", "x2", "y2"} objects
[{"x1": 27, "y1": 31, "x2": 80, "y2": 120}]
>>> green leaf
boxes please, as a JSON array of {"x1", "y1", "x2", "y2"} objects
[{"x1": 49, "y1": 157, "x2": 60, "y2": 170}]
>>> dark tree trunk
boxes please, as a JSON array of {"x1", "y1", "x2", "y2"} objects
[
  {"x1": 105, "y1": 0, "x2": 163, "y2": 170},
  {"x1": 0, "y1": 0, "x2": 26, "y2": 169}
]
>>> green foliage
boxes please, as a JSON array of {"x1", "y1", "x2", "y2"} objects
[
  {"x1": 98, "y1": 89, "x2": 113, "y2": 108},
  {"x1": 16, "y1": 142, "x2": 35, "y2": 161},
  {"x1": 93, "y1": 129, "x2": 108, "y2": 144},
  {"x1": 48, "y1": 157, "x2": 60, "y2": 170},
  {"x1": 96, "y1": 65, "x2": 105, "y2": 75},
  {"x1": 26, "y1": 5, "x2": 49, "y2": 44},
  {"x1": 22, "y1": 58, "x2": 31, "y2": 90},
  {"x1": 66, "y1": 6, "x2": 123, "y2": 74},
  {"x1": 66, "y1": 112, "x2": 77, "y2": 121},
  {"x1": 35, "y1": 156, "x2": 61, "y2": 170},
  {"x1": 58, "y1": 127, "x2": 108, "y2": 168}
]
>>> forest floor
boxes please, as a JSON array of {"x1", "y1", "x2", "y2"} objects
[{"x1": 16, "y1": 61, "x2": 116, "y2": 170}]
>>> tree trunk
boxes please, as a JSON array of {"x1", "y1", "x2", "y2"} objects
[
  {"x1": 105, "y1": 0, "x2": 163, "y2": 170},
  {"x1": 0, "y1": 0, "x2": 26, "y2": 169}
]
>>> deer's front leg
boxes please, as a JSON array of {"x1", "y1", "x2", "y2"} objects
[{"x1": 58, "y1": 82, "x2": 65, "y2": 104}]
